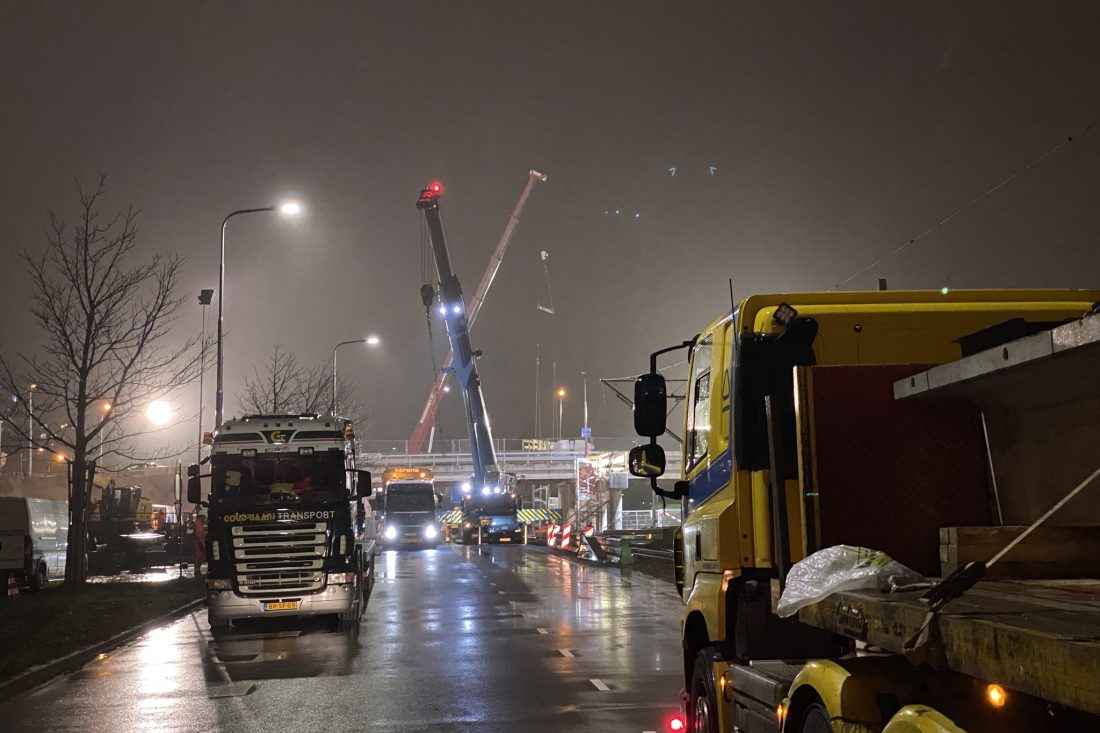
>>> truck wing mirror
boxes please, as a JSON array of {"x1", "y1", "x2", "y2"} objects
[
  {"x1": 356, "y1": 470, "x2": 373, "y2": 498},
  {"x1": 186, "y1": 463, "x2": 200, "y2": 478},
  {"x1": 633, "y1": 373, "x2": 668, "y2": 438},
  {"x1": 628, "y1": 444, "x2": 666, "y2": 478},
  {"x1": 186, "y1": 475, "x2": 202, "y2": 504}
]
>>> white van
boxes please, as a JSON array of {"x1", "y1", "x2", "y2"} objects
[{"x1": 0, "y1": 497, "x2": 68, "y2": 589}]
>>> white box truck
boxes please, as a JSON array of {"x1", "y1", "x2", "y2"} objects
[{"x1": 0, "y1": 497, "x2": 68, "y2": 590}]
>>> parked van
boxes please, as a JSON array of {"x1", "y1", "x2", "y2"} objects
[{"x1": 0, "y1": 497, "x2": 68, "y2": 589}]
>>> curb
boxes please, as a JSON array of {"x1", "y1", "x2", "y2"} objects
[{"x1": 0, "y1": 595, "x2": 206, "y2": 705}]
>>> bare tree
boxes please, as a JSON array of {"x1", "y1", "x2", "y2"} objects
[
  {"x1": 238, "y1": 345, "x2": 370, "y2": 429},
  {"x1": 0, "y1": 175, "x2": 200, "y2": 584}
]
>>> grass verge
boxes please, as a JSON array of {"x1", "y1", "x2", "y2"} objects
[{"x1": 0, "y1": 579, "x2": 203, "y2": 682}]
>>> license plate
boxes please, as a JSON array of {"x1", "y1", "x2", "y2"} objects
[
  {"x1": 263, "y1": 601, "x2": 299, "y2": 612},
  {"x1": 498, "y1": 537, "x2": 511, "y2": 542}
]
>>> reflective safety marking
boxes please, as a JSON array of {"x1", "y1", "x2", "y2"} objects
[
  {"x1": 589, "y1": 678, "x2": 610, "y2": 691},
  {"x1": 537, "y1": 628, "x2": 549, "y2": 634},
  {"x1": 558, "y1": 649, "x2": 574, "y2": 657}
]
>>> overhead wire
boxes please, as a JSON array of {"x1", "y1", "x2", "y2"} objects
[{"x1": 833, "y1": 111, "x2": 1100, "y2": 290}]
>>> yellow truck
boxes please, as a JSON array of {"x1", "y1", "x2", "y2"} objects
[{"x1": 627, "y1": 289, "x2": 1100, "y2": 732}]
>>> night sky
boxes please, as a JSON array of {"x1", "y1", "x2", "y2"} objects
[{"x1": 3, "y1": 2, "x2": 1100, "y2": 449}]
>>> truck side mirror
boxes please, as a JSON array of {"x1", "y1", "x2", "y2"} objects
[
  {"x1": 633, "y1": 373, "x2": 667, "y2": 438},
  {"x1": 187, "y1": 475, "x2": 202, "y2": 504},
  {"x1": 628, "y1": 444, "x2": 666, "y2": 478},
  {"x1": 356, "y1": 470, "x2": 373, "y2": 498},
  {"x1": 186, "y1": 463, "x2": 200, "y2": 478}
]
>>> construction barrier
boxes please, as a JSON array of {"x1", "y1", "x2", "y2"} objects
[
  {"x1": 516, "y1": 509, "x2": 562, "y2": 523},
  {"x1": 547, "y1": 523, "x2": 559, "y2": 548},
  {"x1": 561, "y1": 524, "x2": 572, "y2": 550},
  {"x1": 7, "y1": 575, "x2": 19, "y2": 600}
]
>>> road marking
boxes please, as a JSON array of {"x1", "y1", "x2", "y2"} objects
[
  {"x1": 589, "y1": 678, "x2": 610, "y2": 691},
  {"x1": 490, "y1": 582, "x2": 497, "y2": 586},
  {"x1": 497, "y1": 590, "x2": 506, "y2": 595},
  {"x1": 558, "y1": 649, "x2": 574, "y2": 657},
  {"x1": 537, "y1": 627, "x2": 549, "y2": 634}
]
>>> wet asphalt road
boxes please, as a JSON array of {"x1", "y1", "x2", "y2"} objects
[{"x1": 0, "y1": 545, "x2": 685, "y2": 732}]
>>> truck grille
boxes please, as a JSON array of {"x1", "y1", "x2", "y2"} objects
[{"x1": 231, "y1": 522, "x2": 327, "y2": 595}]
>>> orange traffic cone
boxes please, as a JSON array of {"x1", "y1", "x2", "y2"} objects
[{"x1": 7, "y1": 575, "x2": 19, "y2": 600}]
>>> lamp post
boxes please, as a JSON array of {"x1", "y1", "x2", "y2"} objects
[
  {"x1": 215, "y1": 202, "x2": 300, "y2": 429},
  {"x1": 556, "y1": 387, "x2": 566, "y2": 442},
  {"x1": 197, "y1": 288, "x2": 214, "y2": 463},
  {"x1": 27, "y1": 383, "x2": 36, "y2": 476},
  {"x1": 331, "y1": 336, "x2": 380, "y2": 416}
]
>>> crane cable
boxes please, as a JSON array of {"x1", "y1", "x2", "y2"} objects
[{"x1": 834, "y1": 111, "x2": 1100, "y2": 290}]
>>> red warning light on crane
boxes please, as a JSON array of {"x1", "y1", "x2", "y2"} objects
[{"x1": 430, "y1": 182, "x2": 443, "y2": 194}]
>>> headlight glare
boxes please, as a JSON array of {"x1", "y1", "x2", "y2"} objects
[
  {"x1": 384, "y1": 525, "x2": 398, "y2": 540},
  {"x1": 424, "y1": 524, "x2": 438, "y2": 539}
]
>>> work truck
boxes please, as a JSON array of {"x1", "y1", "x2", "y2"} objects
[
  {"x1": 188, "y1": 413, "x2": 373, "y2": 630},
  {"x1": 378, "y1": 467, "x2": 440, "y2": 548},
  {"x1": 628, "y1": 290, "x2": 1100, "y2": 732}
]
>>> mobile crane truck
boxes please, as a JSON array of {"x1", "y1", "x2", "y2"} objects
[
  {"x1": 416, "y1": 182, "x2": 521, "y2": 546},
  {"x1": 628, "y1": 289, "x2": 1100, "y2": 732},
  {"x1": 188, "y1": 413, "x2": 374, "y2": 631}
]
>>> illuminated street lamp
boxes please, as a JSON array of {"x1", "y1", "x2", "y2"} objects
[
  {"x1": 332, "y1": 336, "x2": 380, "y2": 416},
  {"x1": 556, "y1": 387, "x2": 567, "y2": 441},
  {"x1": 215, "y1": 201, "x2": 302, "y2": 429},
  {"x1": 146, "y1": 400, "x2": 173, "y2": 426}
]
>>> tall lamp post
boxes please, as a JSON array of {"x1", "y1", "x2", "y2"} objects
[
  {"x1": 27, "y1": 383, "x2": 36, "y2": 476},
  {"x1": 215, "y1": 202, "x2": 301, "y2": 429},
  {"x1": 556, "y1": 387, "x2": 566, "y2": 442},
  {"x1": 196, "y1": 289, "x2": 214, "y2": 463},
  {"x1": 332, "y1": 335, "x2": 380, "y2": 416}
]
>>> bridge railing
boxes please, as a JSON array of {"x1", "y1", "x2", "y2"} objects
[{"x1": 358, "y1": 436, "x2": 647, "y2": 457}]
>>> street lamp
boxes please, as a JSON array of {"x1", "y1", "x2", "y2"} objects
[
  {"x1": 215, "y1": 202, "x2": 301, "y2": 429},
  {"x1": 556, "y1": 387, "x2": 566, "y2": 441},
  {"x1": 197, "y1": 288, "x2": 214, "y2": 463},
  {"x1": 146, "y1": 400, "x2": 173, "y2": 426},
  {"x1": 331, "y1": 336, "x2": 380, "y2": 416},
  {"x1": 27, "y1": 383, "x2": 36, "y2": 476}
]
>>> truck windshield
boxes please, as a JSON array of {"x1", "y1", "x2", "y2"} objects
[
  {"x1": 385, "y1": 483, "x2": 435, "y2": 513},
  {"x1": 211, "y1": 452, "x2": 346, "y2": 503}
]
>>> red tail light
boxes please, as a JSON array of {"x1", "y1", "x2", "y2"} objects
[{"x1": 667, "y1": 714, "x2": 686, "y2": 732}]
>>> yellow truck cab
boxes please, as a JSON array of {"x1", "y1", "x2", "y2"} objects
[{"x1": 628, "y1": 289, "x2": 1100, "y2": 733}]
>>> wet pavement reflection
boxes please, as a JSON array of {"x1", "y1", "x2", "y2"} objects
[{"x1": 0, "y1": 545, "x2": 684, "y2": 732}]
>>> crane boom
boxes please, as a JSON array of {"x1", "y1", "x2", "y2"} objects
[
  {"x1": 408, "y1": 170, "x2": 547, "y2": 453},
  {"x1": 415, "y1": 183, "x2": 501, "y2": 490}
]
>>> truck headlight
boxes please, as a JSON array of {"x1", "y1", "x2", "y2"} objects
[
  {"x1": 424, "y1": 525, "x2": 438, "y2": 539},
  {"x1": 384, "y1": 525, "x2": 397, "y2": 540},
  {"x1": 207, "y1": 578, "x2": 231, "y2": 590},
  {"x1": 327, "y1": 572, "x2": 354, "y2": 584}
]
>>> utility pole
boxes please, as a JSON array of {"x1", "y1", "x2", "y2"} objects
[{"x1": 27, "y1": 384, "x2": 35, "y2": 476}]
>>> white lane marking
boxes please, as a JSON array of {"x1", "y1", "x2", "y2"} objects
[
  {"x1": 497, "y1": 590, "x2": 506, "y2": 595},
  {"x1": 558, "y1": 649, "x2": 574, "y2": 657},
  {"x1": 490, "y1": 582, "x2": 497, "y2": 586},
  {"x1": 537, "y1": 628, "x2": 549, "y2": 634},
  {"x1": 589, "y1": 678, "x2": 610, "y2": 691}
]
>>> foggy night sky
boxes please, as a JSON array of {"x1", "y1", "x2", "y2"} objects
[{"x1": 2, "y1": 2, "x2": 1100, "y2": 449}]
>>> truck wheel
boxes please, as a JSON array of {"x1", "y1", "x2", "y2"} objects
[
  {"x1": 688, "y1": 650, "x2": 721, "y2": 733},
  {"x1": 29, "y1": 562, "x2": 48, "y2": 591},
  {"x1": 207, "y1": 608, "x2": 231, "y2": 634},
  {"x1": 797, "y1": 703, "x2": 831, "y2": 733},
  {"x1": 338, "y1": 580, "x2": 363, "y2": 630}
]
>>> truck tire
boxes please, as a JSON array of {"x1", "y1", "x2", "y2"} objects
[
  {"x1": 207, "y1": 608, "x2": 231, "y2": 634},
  {"x1": 797, "y1": 703, "x2": 831, "y2": 733},
  {"x1": 337, "y1": 579, "x2": 363, "y2": 630},
  {"x1": 688, "y1": 649, "x2": 721, "y2": 733},
  {"x1": 29, "y1": 561, "x2": 48, "y2": 591}
]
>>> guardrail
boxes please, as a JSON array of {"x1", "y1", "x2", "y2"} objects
[{"x1": 600, "y1": 529, "x2": 675, "y2": 563}]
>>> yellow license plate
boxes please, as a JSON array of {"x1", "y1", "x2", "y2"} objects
[
  {"x1": 499, "y1": 537, "x2": 511, "y2": 542},
  {"x1": 264, "y1": 601, "x2": 299, "y2": 612}
]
